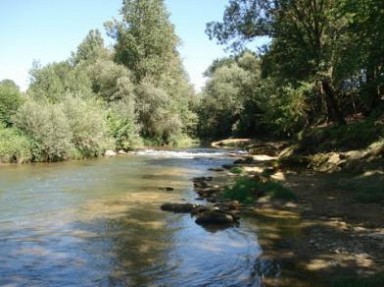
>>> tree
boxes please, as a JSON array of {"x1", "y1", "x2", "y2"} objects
[
  {"x1": 207, "y1": 0, "x2": 348, "y2": 125},
  {"x1": 135, "y1": 77, "x2": 183, "y2": 143},
  {"x1": 0, "y1": 80, "x2": 24, "y2": 127},
  {"x1": 106, "y1": 0, "x2": 197, "y2": 143},
  {"x1": 338, "y1": 0, "x2": 384, "y2": 113},
  {"x1": 87, "y1": 60, "x2": 135, "y2": 103},
  {"x1": 105, "y1": 0, "x2": 180, "y2": 83},
  {"x1": 28, "y1": 61, "x2": 93, "y2": 103},
  {"x1": 198, "y1": 52, "x2": 267, "y2": 139},
  {"x1": 71, "y1": 29, "x2": 109, "y2": 65}
]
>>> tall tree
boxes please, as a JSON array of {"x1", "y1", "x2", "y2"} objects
[
  {"x1": 105, "y1": 0, "x2": 196, "y2": 143},
  {"x1": 105, "y1": 0, "x2": 180, "y2": 83},
  {"x1": 339, "y1": 0, "x2": 384, "y2": 113}
]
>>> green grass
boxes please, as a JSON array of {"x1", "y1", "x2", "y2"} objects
[
  {"x1": 223, "y1": 176, "x2": 297, "y2": 203},
  {"x1": 230, "y1": 166, "x2": 244, "y2": 174},
  {"x1": 332, "y1": 272, "x2": 384, "y2": 287}
]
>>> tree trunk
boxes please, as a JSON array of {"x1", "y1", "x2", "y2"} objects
[
  {"x1": 321, "y1": 79, "x2": 346, "y2": 125},
  {"x1": 365, "y1": 65, "x2": 381, "y2": 114}
]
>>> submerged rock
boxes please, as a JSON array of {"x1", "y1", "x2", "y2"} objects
[
  {"x1": 193, "y1": 180, "x2": 210, "y2": 189},
  {"x1": 234, "y1": 156, "x2": 254, "y2": 164},
  {"x1": 208, "y1": 167, "x2": 225, "y2": 172},
  {"x1": 158, "y1": 187, "x2": 175, "y2": 191},
  {"x1": 160, "y1": 203, "x2": 196, "y2": 213}
]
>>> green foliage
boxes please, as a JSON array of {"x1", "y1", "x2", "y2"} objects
[
  {"x1": 230, "y1": 166, "x2": 244, "y2": 174},
  {"x1": 223, "y1": 177, "x2": 260, "y2": 203},
  {"x1": 108, "y1": 98, "x2": 142, "y2": 150},
  {"x1": 105, "y1": 0, "x2": 180, "y2": 83},
  {"x1": 264, "y1": 83, "x2": 313, "y2": 137},
  {"x1": 62, "y1": 96, "x2": 113, "y2": 157},
  {"x1": 223, "y1": 176, "x2": 296, "y2": 203},
  {"x1": 198, "y1": 52, "x2": 267, "y2": 139},
  {"x1": 29, "y1": 61, "x2": 93, "y2": 103},
  {"x1": 136, "y1": 77, "x2": 183, "y2": 143},
  {"x1": 87, "y1": 60, "x2": 135, "y2": 102},
  {"x1": 0, "y1": 125, "x2": 32, "y2": 163},
  {"x1": 71, "y1": 29, "x2": 109, "y2": 64},
  {"x1": 205, "y1": 0, "x2": 384, "y2": 134},
  {"x1": 0, "y1": 80, "x2": 24, "y2": 127},
  {"x1": 13, "y1": 100, "x2": 73, "y2": 161}
]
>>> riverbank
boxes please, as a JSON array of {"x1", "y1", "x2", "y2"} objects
[{"x1": 203, "y1": 141, "x2": 384, "y2": 287}]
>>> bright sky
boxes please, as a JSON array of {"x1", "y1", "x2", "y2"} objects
[{"x1": 0, "y1": 0, "x2": 264, "y2": 92}]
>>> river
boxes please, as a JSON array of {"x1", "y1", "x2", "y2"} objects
[{"x1": 0, "y1": 149, "x2": 281, "y2": 287}]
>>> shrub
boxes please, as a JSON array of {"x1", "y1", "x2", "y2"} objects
[
  {"x1": 62, "y1": 96, "x2": 113, "y2": 157},
  {"x1": 107, "y1": 102, "x2": 142, "y2": 151},
  {"x1": 0, "y1": 125, "x2": 32, "y2": 163},
  {"x1": 13, "y1": 100, "x2": 73, "y2": 161}
]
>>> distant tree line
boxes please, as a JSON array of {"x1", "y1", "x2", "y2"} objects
[
  {"x1": 2, "y1": 0, "x2": 383, "y2": 163},
  {"x1": 0, "y1": 0, "x2": 197, "y2": 163}
]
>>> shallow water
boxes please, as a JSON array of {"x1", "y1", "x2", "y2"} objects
[{"x1": 0, "y1": 149, "x2": 279, "y2": 287}]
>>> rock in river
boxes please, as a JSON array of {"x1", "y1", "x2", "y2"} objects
[
  {"x1": 160, "y1": 203, "x2": 196, "y2": 213},
  {"x1": 158, "y1": 187, "x2": 175, "y2": 191},
  {"x1": 195, "y1": 209, "x2": 238, "y2": 226}
]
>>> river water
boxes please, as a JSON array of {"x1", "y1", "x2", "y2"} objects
[{"x1": 0, "y1": 149, "x2": 281, "y2": 287}]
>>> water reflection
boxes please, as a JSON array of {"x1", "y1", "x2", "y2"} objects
[{"x1": 0, "y1": 150, "x2": 265, "y2": 287}]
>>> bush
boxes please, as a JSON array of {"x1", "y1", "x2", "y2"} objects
[
  {"x1": 13, "y1": 100, "x2": 73, "y2": 161},
  {"x1": 62, "y1": 96, "x2": 113, "y2": 157},
  {"x1": 108, "y1": 99, "x2": 142, "y2": 151},
  {"x1": 0, "y1": 125, "x2": 32, "y2": 163}
]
